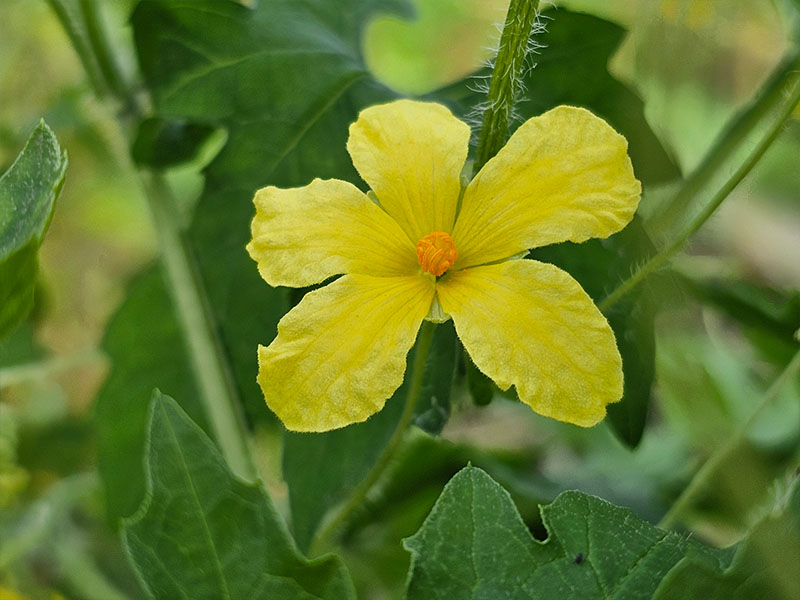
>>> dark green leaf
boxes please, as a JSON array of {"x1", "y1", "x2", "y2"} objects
[
  {"x1": 284, "y1": 322, "x2": 458, "y2": 552},
  {"x1": 0, "y1": 120, "x2": 67, "y2": 339},
  {"x1": 434, "y1": 11, "x2": 679, "y2": 186},
  {"x1": 130, "y1": 0, "x2": 408, "y2": 422},
  {"x1": 122, "y1": 391, "x2": 356, "y2": 600},
  {"x1": 95, "y1": 266, "x2": 205, "y2": 521},
  {"x1": 405, "y1": 466, "x2": 702, "y2": 599},
  {"x1": 406, "y1": 467, "x2": 800, "y2": 600},
  {"x1": 131, "y1": 117, "x2": 216, "y2": 168}
]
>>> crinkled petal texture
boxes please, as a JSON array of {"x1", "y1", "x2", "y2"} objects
[
  {"x1": 258, "y1": 274, "x2": 435, "y2": 432},
  {"x1": 247, "y1": 178, "x2": 416, "y2": 287},
  {"x1": 452, "y1": 106, "x2": 641, "y2": 269},
  {"x1": 347, "y1": 99, "x2": 471, "y2": 242},
  {"x1": 437, "y1": 260, "x2": 623, "y2": 426}
]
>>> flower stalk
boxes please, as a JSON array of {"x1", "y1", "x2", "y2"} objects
[
  {"x1": 310, "y1": 321, "x2": 437, "y2": 554},
  {"x1": 474, "y1": 0, "x2": 541, "y2": 172}
]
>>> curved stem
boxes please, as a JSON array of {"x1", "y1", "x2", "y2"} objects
[
  {"x1": 600, "y1": 50, "x2": 800, "y2": 313},
  {"x1": 310, "y1": 321, "x2": 437, "y2": 555},
  {"x1": 473, "y1": 0, "x2": 540, "y2": 172},
  {"x1": 658, "y1": 349, "x2": 800, "y2": 530}
]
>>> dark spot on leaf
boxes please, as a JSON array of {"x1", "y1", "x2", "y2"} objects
[{"x1": 574, "y1": 552, "x2": 584, "y2": 565}]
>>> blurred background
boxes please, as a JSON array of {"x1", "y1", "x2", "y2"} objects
[{"x1": 1, "y1": 0, "x2": 799, "y2": 598}]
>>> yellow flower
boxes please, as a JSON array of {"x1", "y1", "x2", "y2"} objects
[{"x1": 247, "y1": 100, "x2": 641, "y2": 432}]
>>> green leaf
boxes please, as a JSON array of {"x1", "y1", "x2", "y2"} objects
[
  {"x1": 95, "y1": 266, "x2": 205, "y2": 520},
  {"x1": 131, "y1": 117, "x2": 216, "y2": 168},
  {"x1": 405, "y1": 466, "x2": 701, "y2": 599},
  {"x1": 406, "y1": 466, "x2": 800, "y2": 600},
  {"x1": 0, "y1": 120, "x2": 67, "y2": 339},
  {"x1": 435, "y1": 10, "x2": 679, "y2": 186},
  {"x1": 284, "y1": 322, "x2": 458, "y2": 552},
  {"x1": 129, "y1": 0, "x2": 409, "y2": 422},
  {"x1": 122, "y1": 391, "x2": 356, "y2": 600},
  {"x1": 101, "y1": 0, "x2": 405, "y2": 521}
]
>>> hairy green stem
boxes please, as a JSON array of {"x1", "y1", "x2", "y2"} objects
[
  {"x1": 600, "y1": 51, "x2": 800, "y2": 313},
  {"x1": 658, "y1": 349, "x2": 800, "y2": 530},
  {"x1": 49, "y1": 2, "x2": 256, "y2": 481},
  {"x1": 310, "y1": 321, "x2": 437, "y2": 555},
  {"x1": 473, "y1": 0, "x2": 540, "y2": 172}
]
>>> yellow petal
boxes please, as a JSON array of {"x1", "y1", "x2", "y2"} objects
[
  {"x1": 437, "y1": 260, "x2": 622, "y2": 426},
  {"x1": 246, "y1": 178, "x2": 417, "y2": 287},
  {"x1": 452, "y1": 106, "x2": 641, "y2": 269},
  {"x1": 347, "y1": 99, "x2": 471, "y2": 242},
  {"x1": 258, "y1": 274, "x2": 435, "y2": 432}
]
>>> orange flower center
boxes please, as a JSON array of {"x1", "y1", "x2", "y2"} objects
[{"x1": 416, "y1": 232, "x2": 457, "y2": 276}]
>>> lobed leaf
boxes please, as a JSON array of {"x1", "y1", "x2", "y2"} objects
[{"x1": 405, "y1": 466, "x2": 800, "y2": 599}]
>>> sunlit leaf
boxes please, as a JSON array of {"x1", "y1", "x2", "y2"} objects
[{"x1": 122, "y1": 391, "x2": 356, "y2": 600}]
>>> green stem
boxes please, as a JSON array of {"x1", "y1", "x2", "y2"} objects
[
  {"x1": 599, "y1": 51, "x2": 800, "y2": 313},
  {"x1": 658, "y1": 349, "x2": 800, "y2": 530},
  {"x1": 473, "y1": 0, "x2": 540, "y2": 172},
  {"x1": 143, "y1": 173, "x2": 256, "y2": 481},
  {"x1": 310, "y1": 321, "x2": 437, "y2": 555},
  {"x1": 45, "y1": 0, "x2": 107, "y2": 97},
  {"x1": 48, "y1": 2, "x2": 257, "y2": 481},
  {"x1": 77, "y1": 0, "x2": 129, "y2": 103}
]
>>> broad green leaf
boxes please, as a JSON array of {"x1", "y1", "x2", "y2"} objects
[
  {"x1": 434, "y1": 10, "x2": 679, "y2": 186},
  {"x1": 122, "y1": 391, "x2": 356, "y2": 600},
  {"x1": 0, "y1": 121, "x2": 67, "y2": 339},
  {"x1": 95, "y1": 266, "x2": 205, "y2": 520},
  {"x1": 404, "y1": 466, "x2": 703, "y2": 599},
  {"x1": 129, "y1": 0, "x2": 409, "y2": 421},
  {"x1": 284, "y1": 322, "x2": 458, "y2": 552},
  {"x1": 406, "y1": 466, "x2": 800, "y2": 600},
  {"x1": 100, "y1": 0, "x2": 404, "y2": 521}
]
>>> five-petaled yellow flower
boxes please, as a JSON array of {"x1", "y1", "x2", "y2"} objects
[{"x1": 247, "y1": 100, "x2": 641, "y2": 432}]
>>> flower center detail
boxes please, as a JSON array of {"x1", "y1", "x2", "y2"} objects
[{"x1": 416, "y1": 231, "x2": 457, "y2": 276}]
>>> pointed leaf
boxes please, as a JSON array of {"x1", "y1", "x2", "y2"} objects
[
  {"x1": 0, "y1": 121, "x2": 67, "y2": 338},
  {"x1": 122, "y1": 391, "x2": 356, "y2": 600}
]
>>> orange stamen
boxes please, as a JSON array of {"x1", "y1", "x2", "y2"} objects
[{"x1": 416, "y1": 232, "x2": 457, "y2": 276}]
